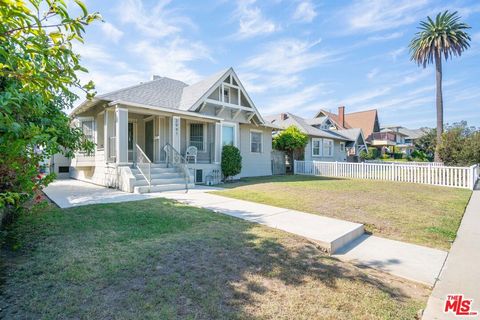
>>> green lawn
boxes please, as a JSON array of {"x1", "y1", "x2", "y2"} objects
[
  {"x1": 211, "y1": 175, "x2": 471, "y2": 250},
  {"x1": 0, "y1": 199, "x2": 429, "y2": 319}
]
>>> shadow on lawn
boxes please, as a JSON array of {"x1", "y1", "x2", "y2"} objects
[
  {"x1": 0, "y1": 198, "x2": 417, "y2": 319},
  {"x1": 221, "y1": 174, "x2": 345, "y2": 189}
]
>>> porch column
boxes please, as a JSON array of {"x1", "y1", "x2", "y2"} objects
[
  {"x1": 105, "y1": 108, "x2": 116, "y2": 162},
  {"x1": 171, "y1": 116, "x2": 181, "y2": 151},
  {"x1": 214, "y1": 122, "x2": 222, "y2": 164},
  {"x1": 115, "y1": 106, "x2": 128, "y2": 164}
]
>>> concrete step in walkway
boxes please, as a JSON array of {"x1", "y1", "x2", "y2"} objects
[{"x1": 161, "y1": 190, "x2": 448, "y2": 286}]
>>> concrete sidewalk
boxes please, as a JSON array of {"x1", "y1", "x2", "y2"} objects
[{"x1": 422, "y1": 190, "x2": 480, "y2": 319}]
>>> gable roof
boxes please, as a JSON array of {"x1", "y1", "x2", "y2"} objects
[
  {"x1": 267, "y1": 113, "x2": 350, "y2": 141},
  {"x1": 97, "y1": 77, "x2": 188, "y2": 110},
  {"x1": 178, "y1": 68, "x2": 230, "y2": 111},
  {"x1": 344, "y1": 109, "x2": 379, "y2": 139},
  {"x1": 72, "y1": 68, "x2": 265, "y2": 124},
  {"x1": 313, "y1": 108, "x2": 380, "y2": 140},
  {"x1": 381, "y1": 125, "x2": 427, "y2": 140}
]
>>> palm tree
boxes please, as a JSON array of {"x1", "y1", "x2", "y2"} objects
[{"x1": 409, "y1": 11, "x2": 471, "y2": 162}]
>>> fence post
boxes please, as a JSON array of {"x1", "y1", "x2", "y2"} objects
[
  {"x1": 361, "y1": 162, "x2": 365, "y2": 179},
  {"x1": 335, "y1": 161, "x2": 338, "y2": 177}
]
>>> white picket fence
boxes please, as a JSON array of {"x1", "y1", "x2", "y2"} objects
[
  {"x1": 365, "y1": 160, "x2": 445, "y2": 167},
  {"x1": 294, "y1": 160, "x2": 480, "y2": 190}
]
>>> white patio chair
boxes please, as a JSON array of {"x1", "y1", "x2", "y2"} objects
[{"x1": 186, "y1": 146, "x2": 197, "y2": 164}]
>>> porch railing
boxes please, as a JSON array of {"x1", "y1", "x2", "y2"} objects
[
  {"x1": 135, "y1": 144, "x2": 152, "y2": 192},
  {"x1": 163, "y1": 143, "x2": 190, "y2": 192}
]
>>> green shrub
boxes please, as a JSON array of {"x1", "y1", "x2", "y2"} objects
[
  {"x1": 221, "y1": 145, "x2": 242, "y2": 181},
  {"x1": 360, "y1": 147, "x2": 380, "y2": 160},
  {"x1": 393, "y1": 153, "x2": 403, "y2": 159}
]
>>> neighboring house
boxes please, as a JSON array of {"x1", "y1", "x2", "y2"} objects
[
  {"x1": 69, "y1": 67, "x2": 275, "y2": 193},
  {"x1": 313, "y1": 106, "x2": 380, "y2": 143},
  {"x1": 379, "y1": 125, "x2": 428, "y2": 155},
  {"x1": 265, "y1": 112, "x2": 364, "y2": 162}
]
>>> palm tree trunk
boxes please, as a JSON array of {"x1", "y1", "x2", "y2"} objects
[{"x1": 434, "y1": 52, "x2": 444, "y2": 162}]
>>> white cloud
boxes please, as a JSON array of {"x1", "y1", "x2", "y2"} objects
[
  {"x1": 130, "y1": 38, "x2": 211, "y2": 84},
  {"x1": 243, "y1": 38, "x2": 335, "y2": 76},
  {"x1": 367, "y1": 32, "x2": 403, "y2": 42},
  {"x1": 389, "y1": 47, "x2": 406, "y2": 61},
  {"x1": 116, "y1": 0, "x2": 194, "y2": 39},
  {"x1": 367, "y1": 68, "x2": 379, "y2": 79},
  {"x1": 292, "y1": 1, "x2": 317, "y2": 23},
  {"x1": 263, "y1": 84, "x2": 325, "y2": 114},
  {"x1": 100, "y1": 22, "x2": 124, "y2": 43},
  {"x1": 234, "y1": 0, "x2": 278, "y2": 39},
  {"x1": 341, "y1": 0, "x2": 429, "y2": 34}
]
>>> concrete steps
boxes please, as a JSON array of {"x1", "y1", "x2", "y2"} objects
[
  {"x1": 131, "y1": 164, "x2": 195, "y2": 194},
  {"x1": 134, "y1": 183, "x2": 195, "y2": 193}
]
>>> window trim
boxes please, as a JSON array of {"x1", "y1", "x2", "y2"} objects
[
  {"x1": 221, "y1": 121, "x2": 238, "y2": 147},
  {"x1": 311, "y1": 138, "x2": 322, "y2": 156},
  {"x1": 187, "y1": 121, "x2": 207, "y2": 152},
  {"x1": 250, "y1": 129, "x2": 263, "y2": 153},
  {"x1": 323, "y1": 139, "x2": 334, "y2": 157}
]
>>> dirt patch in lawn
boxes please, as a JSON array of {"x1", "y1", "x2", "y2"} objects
[
  {"x1": 1, "y1": 199, "x2": 429, "y2": 319},
  {"x1": 212, "y1": 175, "x2": 471, "y2": 250}
]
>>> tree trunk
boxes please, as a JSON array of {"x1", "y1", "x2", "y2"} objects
[{"x1": 434, "y1": 52, "x2": 444, "y2": 162}]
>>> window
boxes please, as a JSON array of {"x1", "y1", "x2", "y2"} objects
[
  {"x1": 58, "y1": 166, "x2": 70, "y2": 173},
  {"x1": 195, "y1": 169, "x2": 203, "y2": 183},
  {"x1": 81, "y1": 120, "x2": 94, "y2": 142},
  {"x1": 323, "y1": 139, "x2": 333, "y2": 157},
  {"x1": 223, "y1": 87, "x2": 230, "y2": 103},
  {"x1": 222, "y1": 124, "x2": 235, "y2": 146},
  {"x1": 189, "y1": 123, "x2": 204, "y2": 151},
  {"x1": 340, "y1": 142, "x2": 345, "y2": 152},
  {"x1": 250, "y1": 131, "x2": 262, "y2": 153},
  {"x1": 312, "y1": 138, "x2": 321, "y2": 156}
]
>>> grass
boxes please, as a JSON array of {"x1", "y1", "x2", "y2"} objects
[
  {"x1": 211, "y1": 175, "x2": 471, "y2": 250},
  {"x1": 0, "y1": 199, "x2": 429, "y2": 319}
]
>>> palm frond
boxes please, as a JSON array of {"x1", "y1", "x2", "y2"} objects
[{"x1": 409, "y1": 10, "x2": 471, "y2": 68}]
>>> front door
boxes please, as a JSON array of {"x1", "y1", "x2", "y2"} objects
[{"x1": 145, "y1": 120, "x2": 154, "y2": 161}]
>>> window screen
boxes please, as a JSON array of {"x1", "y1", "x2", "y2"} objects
[
  {"x1": 189, "y1": 123, "x2": 204, "y2": 151},
  {"x1": 250, "y1": 131, "x2": 262, "y2": 153}
]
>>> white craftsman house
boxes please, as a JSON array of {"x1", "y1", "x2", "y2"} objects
[{"x1": 69, "y1": 68, "x2": 274, "y2": 193}]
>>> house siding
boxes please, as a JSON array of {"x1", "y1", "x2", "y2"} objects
[
  {"x1": 238, "y1": 124, "x2": 272, "y2": 178},
  {"x1": 304, "y1": 137, "x2": 347, "y2": 162}
]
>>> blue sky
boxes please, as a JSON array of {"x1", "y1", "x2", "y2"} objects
[{"x1": 75, "y1": 0, "x2": 480, "y2": 128}]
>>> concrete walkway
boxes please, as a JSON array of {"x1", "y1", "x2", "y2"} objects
[
  {"x1": 422, "y1": 189, "x2": 480, "y2": 319},
  {"x1": 44, "y1": 179, "x2": 447, "y2": 286},
  {"x1": 161, "y1": 189, "x2": 446, "y2": 286}
]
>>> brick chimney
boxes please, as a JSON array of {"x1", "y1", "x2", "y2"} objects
[
  {"x1": 280, "y1": 113, "x2": 288, "y2": 120},
  {"x1": 338, "y1": 106, "x2": 345, "y2": 128}
]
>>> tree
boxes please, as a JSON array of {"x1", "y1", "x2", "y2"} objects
[
  {"x1": 221, "y1": 145, "x2": 242, "y2": 182},
  {"x1": 414, "y1": 128, "x2": 436, "y2": 161},
  {"x1": 272, "y1": 126, "x2": 308, "y2": 166},
  {"x1": 0, "y1": 1, "x2": 101, "y2": 211},
  {"x1": 437, "y1": 121, "x2": 479, "y2": 166},
  {"x1": 409, "y1": 11, "x2": 471, "y2": 162}
]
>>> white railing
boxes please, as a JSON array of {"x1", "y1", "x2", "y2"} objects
[
  {"x1": 294, "y1": 160, "x2": 479, "y2": 190},
  {"x1": 365, "y1": 160, "x2": 444, "y2": 167},
  {"x1": 134, "y1": 144, "x2": 152, "y2": 191},
  {"x1": 163, "y1": 143, "x2": 190, "y2": 192}
]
